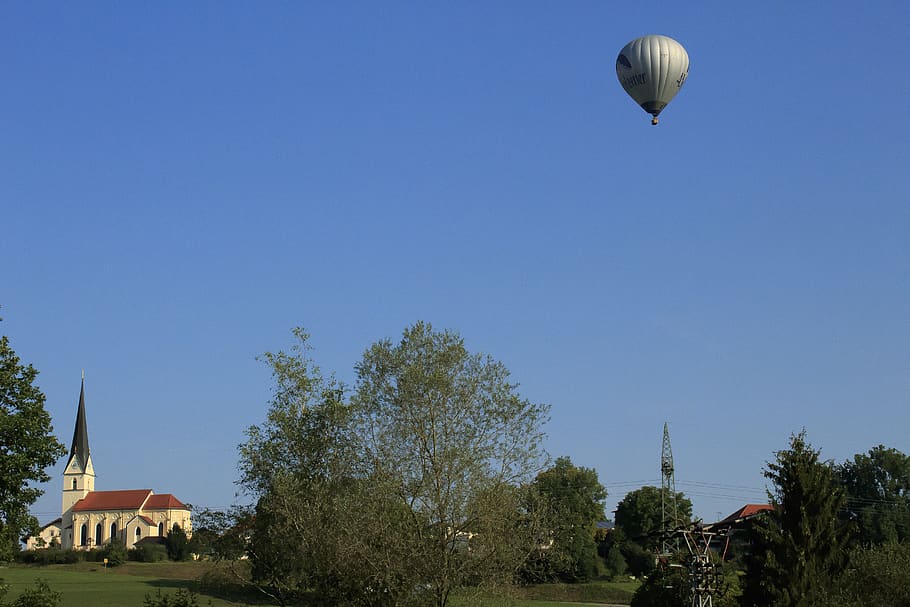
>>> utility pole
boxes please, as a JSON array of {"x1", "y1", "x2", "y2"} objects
[
  {"x1": 658, "y1": 423, "x2": 723, "y2": 607},
  {"x1": 680, "y1": 525, "x2": 723, "y2": 607},
  {"x1": 660, "y1": 422, "x2": 679, "y2": 556}
]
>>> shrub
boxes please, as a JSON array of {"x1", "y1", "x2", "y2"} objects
[
  {"x1": 143, "y1": 588, "x2": 211, "y2": 607},
  {"x1": 97, "y1": 540, "x2": 127, "y2": 567},
  {"x1": 824, "y1": 542, "x2": 910, "y2": 607},
  {"x1": 1, "y1": 578, "x2": 62, "y2": 607},
  {"x1": 129, "y1": 544, "x2": 168, "y2": 563},
  {"x1": 165, "y1": 524, "x2": 191, "y2": 561},
  {"x1": 16, "y1": 550, "x2": 80, "y2": 565},
  {"x1": 601, "y1": 542, "x2": 627, "y2": 579}
]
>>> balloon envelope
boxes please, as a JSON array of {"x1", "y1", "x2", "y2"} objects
[{"x1": 616, "y1": 35, "x2": 689, "y2": 123}]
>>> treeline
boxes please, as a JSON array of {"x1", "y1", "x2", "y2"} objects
[
  {"x1": 187, "y1": 323, "x2": 910, "y2": 607},
  {"x1": 11, "y1": 319, "x2": 908, "y2": 607},
  {"x1": 629, "y1": 432, "x2": 910, "y2": 607}
]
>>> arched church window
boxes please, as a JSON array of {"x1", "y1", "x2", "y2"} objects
[
  {"x1": 95, "y1": 523, "x2": 102, "y2": 546},
  {"x1": 111, "y1": 522, "x2": 117, "y2": 540},
  {"x1": 158, "y1": 522, "x2": 164, "y2": 536},
  {"x1": 135, "y1": 528, "x2": 141, "y2": 539},
  {"x1": 80, "y1": 524, "x2": 87, "y2": 547}
]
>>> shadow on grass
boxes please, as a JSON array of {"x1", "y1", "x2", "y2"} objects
[{"x1": 135, "y1": 576, "x2": 275, "y2": 605}]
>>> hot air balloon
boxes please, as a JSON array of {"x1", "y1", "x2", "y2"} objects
[{"x1": 616, "y1": 35, "x2": 689, "y2": 125}]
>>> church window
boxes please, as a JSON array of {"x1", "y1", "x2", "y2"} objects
[
  {"x1": 135, "y1": 528, "x2": 141, "y2": 540},
  {"x1": 95, "y1": 523, "x2": 102, "y2": 545},
  {"x1": 72, "y1": 479, "x2": 77, "y2": 490},
  {"x1": 158, "y1": 522, "x2": 164, "y2": 536},
  {"x1": 80, "y1": 524, "x2": 87, "y2": 547},
  {"x1": 111, "y1": 522, "x2": 117, "y2": 539}
]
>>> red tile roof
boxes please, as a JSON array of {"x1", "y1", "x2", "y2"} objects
[
  {"x1": 138, "y1": 515, "x2": 155, "y2": 526},
  {"x1": 714, "y1": 503, "x2": 773, "y2": 527},
  {"x1": 72, "y1": 490, "x2": 152, "y2": 511},
  {"x1": 145, "y1": 494, "x2": 188, "y2": 510}
]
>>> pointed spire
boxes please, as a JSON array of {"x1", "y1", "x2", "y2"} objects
[{"x1": 69, "y1": 375, "x2": 91, "y2": 468}]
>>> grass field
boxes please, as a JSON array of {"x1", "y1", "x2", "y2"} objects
[
  {"x1": 0, "y1": 562, "x2": 242, "y2": 607},
  {"x1": 0, "y1": 562, "x2": 636, "y2": 607}
]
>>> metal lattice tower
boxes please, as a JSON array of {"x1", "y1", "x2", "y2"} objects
[
  {"x1": 681, "y1": 526, "x2": 722, "y2": 607},
  {"x1": 660, "y1": 422, "x2": 679, "y2": 555},
  {"x1": 658, "y1": 423, "x2": 722, "y2": 607}
]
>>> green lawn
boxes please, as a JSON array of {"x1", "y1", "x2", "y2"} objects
[
  {"x1": 0, "y1": 562, "x2": 247, "y2": 607},
  {"x1": 0, "y1": 562, "x2": 635, "y2": 607}
]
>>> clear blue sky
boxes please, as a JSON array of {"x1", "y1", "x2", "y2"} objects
[{"x1": 3, "y1": 1, "x2": 908, "y2": 524}]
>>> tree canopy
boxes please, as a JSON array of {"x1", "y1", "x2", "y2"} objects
[
  {"x1": 614, "y1": 485, "x2": 693, "y2": 550},
  {"x1": 239, "y1": 323, "x2": 550, "y2": 607},
  {"x1": 837, "y1": 445, "x2": 910, "y2": 545},
  {"x1": 238, "y1": 327, "x2": 359, "y2": 605},
  {"x1": 351, "y1": 321, "x2": 550, "y2": 606},
  {"x1": 528, "y1": 456, "x2": 607, "y2": 582},
  {"x1": 0, "y1": 329, "x2": 66, "y2": 559}
]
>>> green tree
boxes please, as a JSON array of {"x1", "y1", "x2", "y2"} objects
[
  {"x1": 614, "y1": 486, "x2": 693, "y2": 550},
  {"x1": 614, "y1": 485, "x2": 692, "y2": 576},
  {"x1": 238, "y1": 328, "x2": 363, "y2": 606},
  {"x1": 165, "y1": 523, "x2": 190, "y2": 561},
  {"x1": 529, "y1": 456, "x2": 607, "y2": 582},
  {"x1": 352, "y1": 321, "x2": 550, "y2": 607},
  {"x1": 739, "y1": 431, "x2": 852, "y2": 607},
  {"x1": 826, "y1": 542, "x2": 910, "y2": 607},
  {"x1": 239, "y1": 323, "x2": 549, "y2": 607},
  {"x1": 596, "y1": 527, "x2": 627, "y2": 579},
  {"x1": 0, "y1": 328, "x2": 67, "y2": 560},
  {"x1": 188, "y1": 506, "x2": 252, "y2": 561},
  {"x1": 838, "y1": 445, "x2": 910, "y2": 545},
  {"x1": 629, "y1": 564, "x2": 689, "y2": 607}
]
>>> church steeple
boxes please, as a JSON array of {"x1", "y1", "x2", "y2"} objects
[
  {"x1": 62, "y1": 373, "x2": 95, "y2": 518},
  {"x1": 69, "y1": 372, "x2": 91, "y2": 469}
]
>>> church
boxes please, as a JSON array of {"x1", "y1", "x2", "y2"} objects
[{"x1": 26, "y1": 377, "x2": 192, "y2": 550}]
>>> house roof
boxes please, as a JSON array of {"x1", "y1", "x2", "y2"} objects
[
  {"x1": 72, "y1": 489, "x2": 152, "y2": 511},
  {"x1": 39, "y1": 518, "x2": 62, "y2": 531},
  {"x1": 145, "y1": 494, "x2": 189, "y2": 510},
  {"x1": 138, "y1": 515, "x2": 155, "y2": 526},
  {"x1": 712, "y1": 504, "x2": 773, "y2": 528}
]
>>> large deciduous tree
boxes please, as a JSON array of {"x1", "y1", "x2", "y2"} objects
[
  {"x1": 739, "y1": 431, "x2": 851, "y2": 607},
  {"x1": 528, "y1": 456, "x2": 607, "y2": 582},
  {"x1": 828, "y1": 542, "x2": 910, "y2": 607},
  {"x1": 352, "y1": 321, "x2": 550, "y2": 607},
  {"x1": 238, "y1": 328, "x2": 363, "y2": 606},
  {"x1": 613, "y1": 485, "x2": 692, "y2": 577},
  {"x1": 837, "y1": 445, "x2": 910, "y2": 545},
  {"x1": 240, "y1": 323, "x2": 550, "y2": 607},
  {"x1": 614, "y1": 486, "x2": 693, "y2": 550},
  {"x1": 0, "y1": 329, "x2": 66, "y2": 559}
]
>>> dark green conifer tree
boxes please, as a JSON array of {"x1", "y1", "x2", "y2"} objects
[{"x1": 740, "y1": 431, "x2": 852, "y2": 607}]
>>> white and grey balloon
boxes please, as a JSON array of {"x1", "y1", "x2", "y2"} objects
[{"x1": 616, "y1": 35, "x2": 689, "y2": 125}]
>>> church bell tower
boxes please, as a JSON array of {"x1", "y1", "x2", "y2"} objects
[{"x1": 62, "y1": 373, "x2": 95, "y2": 517}]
